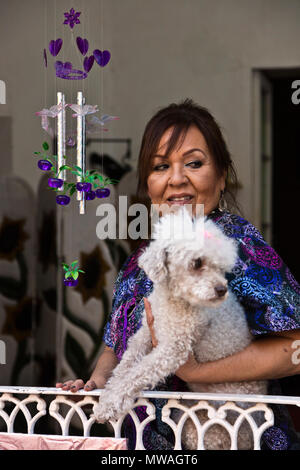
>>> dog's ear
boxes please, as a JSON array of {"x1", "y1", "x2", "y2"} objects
[{"x1": 138, "y1": 242, "x2": 169, "y2": 283}]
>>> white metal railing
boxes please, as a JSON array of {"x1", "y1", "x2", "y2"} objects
[{"x1": 0, "y1": 386, "x2": 299, "y2": 450}]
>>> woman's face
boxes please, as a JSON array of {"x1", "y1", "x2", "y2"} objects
[{"x1": 147, "y1": 125, "x2": 225, "y2": 216}]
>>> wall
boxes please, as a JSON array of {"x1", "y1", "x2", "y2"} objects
[{"x1": 1, "y1": 0, "x2": 300, "y2": 222}]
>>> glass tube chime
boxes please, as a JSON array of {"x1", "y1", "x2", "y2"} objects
[{"x1": 56, "y1": 91, "x2": 86, "y2": 215}]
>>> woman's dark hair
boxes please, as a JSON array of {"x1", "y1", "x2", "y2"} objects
[{"x1": 136, "y1": 98, "x2": 241, "y2": 213}]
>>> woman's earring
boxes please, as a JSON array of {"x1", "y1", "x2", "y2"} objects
[{"x1": 218, "y1": 189, "x2": 228, "y2": 212}]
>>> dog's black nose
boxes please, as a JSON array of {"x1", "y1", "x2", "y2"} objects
[{"x1": 214, "y1": 285, "x2": 227, "y2": 297}]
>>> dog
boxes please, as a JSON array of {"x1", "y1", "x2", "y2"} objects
[{"x1": 93, "y1": 206, "x2": 267, "y2": 449}]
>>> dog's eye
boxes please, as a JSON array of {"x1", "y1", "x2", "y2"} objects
[{"x1": 193, "y1": 258, "x2": 203, "y2": 270}]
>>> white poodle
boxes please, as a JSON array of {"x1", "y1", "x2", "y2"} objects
[{"x1": 93, "y1": 206, "x2": 267, "y2": 449}]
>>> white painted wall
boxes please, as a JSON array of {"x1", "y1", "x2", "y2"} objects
[{"x1": 1, "y1": 0, "x2": 300, "y2": 222}]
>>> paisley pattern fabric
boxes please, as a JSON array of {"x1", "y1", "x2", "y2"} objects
[{"x1": 103, "y1": 209, "x2": 300, "y2": 450}]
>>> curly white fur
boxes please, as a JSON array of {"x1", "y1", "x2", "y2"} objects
[{"x1": 93, "y1": 206, "x2": 267, "y2": 449}]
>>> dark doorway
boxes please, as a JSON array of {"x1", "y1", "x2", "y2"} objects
[
  {"x1": 269, "y1": 73, "x2": 300, "y2": 280},
  {"x1": 264, "y1": 69, "x2": 300, "y2": 431}
]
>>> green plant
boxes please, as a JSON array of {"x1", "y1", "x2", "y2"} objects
[
  {"x1": 34, "y1": 141, "x2": 51, "y2": 157},
  {"x1": 94, "y1": 174, "x2": 120, "y2": 189},
  {"x1": 62, "y1": 260, "x2": 85, "y2": 281},
  {"x1": 34, "y1": 142, "x2": 72, "y2": 179},
  {"x1": 71, "y1": 166, "x2": 119, "y2": 188}
]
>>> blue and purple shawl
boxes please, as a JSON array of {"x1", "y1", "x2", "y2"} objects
[{"x1": 103, "y1": 209, "x2": 300, "y2": 450}]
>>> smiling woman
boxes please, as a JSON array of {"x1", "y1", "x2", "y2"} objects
[
  {"x1": 56, "y1": 98, "x2": 300, "y2": 451},
  {"x1": 137, "y1": 98, "x2": 240, "y2": 216},
  {"x1": 147, "y1": 125, "x2": 225, "y2": 215}
]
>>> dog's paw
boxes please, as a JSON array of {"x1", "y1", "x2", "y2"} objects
[
  {"x1": 92, "y1": 395, "x2": 135, "y2": 423},
  {"x1": 92, "y1": 399, "x2": 119, "y2": 423},
  {"x1": 92, "y1": 405, "x2": 115, "y2": 424}
]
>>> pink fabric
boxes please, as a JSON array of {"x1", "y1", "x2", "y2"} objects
[{"x1": 0, "y1": 433, "x2": 127, "y2": 450}]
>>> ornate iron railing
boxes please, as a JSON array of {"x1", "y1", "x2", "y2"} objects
[{"x1": 0, "y1": 387, "x2": 299, "y2": 450}]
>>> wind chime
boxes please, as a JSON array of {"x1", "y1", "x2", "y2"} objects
[{"x1": 34, "y1": 7, "x2": 119, "y2": 286}]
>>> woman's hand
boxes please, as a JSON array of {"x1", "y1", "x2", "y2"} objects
[
  {"x1": 175, "y1": 354, "x2": 200, "y2": 382},
  {"x1": 55, "y1": 377, "x2": 105, "y2": 393},
  {"x1": 143, "y1": 297, "x2": 158, "y2": 348}
]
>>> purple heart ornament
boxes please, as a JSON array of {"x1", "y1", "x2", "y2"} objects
[
  {"x1": 49, "y1": 38, "x2": 63, "y2": 57},
  {"x1": 83, "y1": 55, "x2": 95, "y2": 72},
  {"x1": 55, "y1": 61, "x2": 63, "y2": 70},
  {"x1": 76, "y1": 37, "x2": 89, "y2": 56},
  {"x1": 55, "y1": 61, "x2": 72, "y2": 71},
  {"x1": 55, "y1": 61, "x2": 87, "y2": 80},
  {"x1": 93, "y1": 49, "x2": 111, "y2": 67},
  {"x1": 43, "y1": 48, "x2": 48, "y2": 67}
]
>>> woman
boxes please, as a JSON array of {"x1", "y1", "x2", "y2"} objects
[{"x1": 56, "y1": 99, "x2": 300, "y2": 450}]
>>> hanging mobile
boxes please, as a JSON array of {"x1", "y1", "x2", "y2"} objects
[{"x1": 37, "y1": 6, "x2": 120, "y2": 287}]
